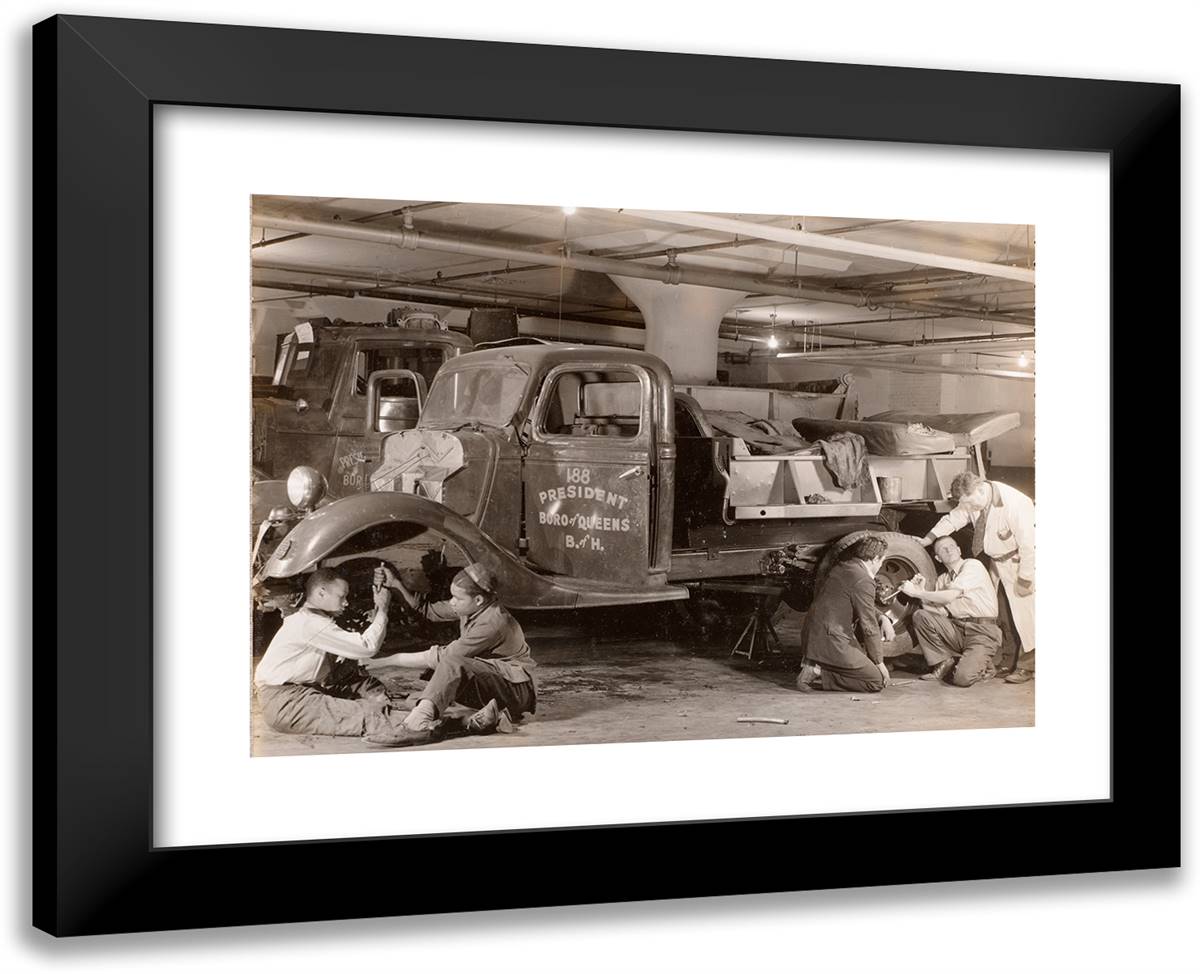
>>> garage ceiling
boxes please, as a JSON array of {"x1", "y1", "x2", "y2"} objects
[{"x1": 251, "y1": 196, "x2": 1035, "y2": 376}]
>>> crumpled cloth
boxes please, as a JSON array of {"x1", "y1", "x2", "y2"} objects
[
  {"x1": 706, "y1": 410, "x2": 813, "y2": 455},
  {"x1": 816, "y1": 431, "x2": 868, "y2": 488}
]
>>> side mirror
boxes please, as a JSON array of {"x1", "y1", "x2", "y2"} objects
[{"x1": 365, "y1": 369, "x2": 428, "y2": 434}]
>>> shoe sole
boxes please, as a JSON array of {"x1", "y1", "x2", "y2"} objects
[{"x1": 363, "y1": 729, "x2": 442, "y2": 748}]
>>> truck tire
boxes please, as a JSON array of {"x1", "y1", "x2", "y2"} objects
[
  {"x1": 813, "y1": 530, "x2": 936, "y2": 595},
  {"x1": 774, "y1": 530, "x2": 936, "y2": 658}
]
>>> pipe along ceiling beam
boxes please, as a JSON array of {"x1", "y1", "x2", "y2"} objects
[
  {"x1": 253, "y1": 211, "x2": 1033, "y2": 325},
  {"x1": 618, "y1": 209, "x2": 1035, "y2": 284},
  {"x1": 776, "y1": 337, "x2": 1033, "y2": 362},
  {"x1": 776, "y1": 356, "x2": 1034, "y2": 382}
]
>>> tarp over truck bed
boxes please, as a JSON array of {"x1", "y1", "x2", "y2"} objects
[
  {"x1": 791, "y1": 417, "x2": 957, "y2": 456},
  {"x1": 864, "y1": 411, "x2": 1021, "y2": 448},
  {"x1": 792, "y1": 412, "x2": 1020, "y2": 456}
]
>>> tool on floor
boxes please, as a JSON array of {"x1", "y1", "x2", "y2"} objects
[{"x1": 736, "y1": 717, "x2": 789, "y2": 725}]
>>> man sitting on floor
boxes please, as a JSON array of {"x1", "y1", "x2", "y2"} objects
[
  {"x1": 796, "y1": 534, "x2": 892, "y2": 694},
  {"x1": 373, "y1": 561, "x2": 536, "y2": 741},
  {"x1": 254, "y1": 568, "x2": 435, "y2": 746},
  {"x1": 900, "y1": 535, "x2": 1003, "y2": 687}
]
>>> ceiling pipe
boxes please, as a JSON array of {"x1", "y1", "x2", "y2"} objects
[
  {"x1": 619, "y1": 209, "x2": 1036, "y2": 284},
  {"x1": 817, "y1": 269, "x2": 987, "y2": 289},
  {"x1": 730, "y1": 292, "x2": 1033, "y2": 326},
  {"x1": 728, "y1": 312, "x2": 1033, "y2": 336},
  {"x1": 253, "y1": 260, "x2": 623, "y2": 315},
  {"x1": 881, "y1": 282, "x2": 1032, "y2": 303},
  {"x1": 253, "y1": 201, "x2": 453, "y2": 250},
  {"x1": 255, "y1": 269, "x2": 518, "y2": 307},
  {"x1": 252, "y1": 279, "x2": 649, "y2": 331},
  {"x1": 255, "y1": 210, "x2": 1034, "y2": 324},
  {"x1": 903, "y1": 297, "x2": 1033, "y2": 319},
  {"x1": 775, "y1": 356, "x2": 1034, "y2": 382},
  {"x1": 776, "y1": 337, "x2": 1033, "y2": 362}
]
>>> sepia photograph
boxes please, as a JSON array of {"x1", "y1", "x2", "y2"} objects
[
  {"x1": 249, "y1": 197, "x2": 1036, "y2": 756},
  {"x1": 32, "y1": 1, "x2": 1185, "y2": 957}
]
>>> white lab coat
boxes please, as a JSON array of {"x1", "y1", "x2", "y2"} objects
[{"x1": 929, "y1": 481, "x2": 1036, "y2": 653}]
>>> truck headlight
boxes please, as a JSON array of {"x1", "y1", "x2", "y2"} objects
[{"x1": 286, "y1": 465, "x2": 327, "y2": 510}]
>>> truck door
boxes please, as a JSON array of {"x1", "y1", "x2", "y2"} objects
[{"x1": 523, "y1": 363, "x2": 654, "y2": 584}]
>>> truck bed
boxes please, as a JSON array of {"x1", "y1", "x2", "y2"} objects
[{"x1": 674, "y1": 403, "x2": 1021, "y2": 530}]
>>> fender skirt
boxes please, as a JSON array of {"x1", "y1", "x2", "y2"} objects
[{"x1": 256, "y1": 491, "x2": 688, "y2": 610}]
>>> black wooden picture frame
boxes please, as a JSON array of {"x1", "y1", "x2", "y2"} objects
[{"x1": 35, "y1": 14, "x2": 1180, "y2": 937}]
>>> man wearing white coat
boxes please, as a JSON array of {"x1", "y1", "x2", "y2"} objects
[{"x1": 916, "y1": 471, "x2": 1036, "y2": 683}]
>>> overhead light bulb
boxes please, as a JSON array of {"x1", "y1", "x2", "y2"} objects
[
  {"x1": 1018, "y1": 351, "x2": 1029, "y2": 367},
  {"x1": 561, "y1": 206, "x2": 577, "y2": 215},
  {"x1": 767, "y1": 335, "x2": 779, "y2": 350}
]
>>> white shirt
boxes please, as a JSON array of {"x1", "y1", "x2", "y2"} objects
[
  {"x1": 253, "y1": 607, "x2": 388, "y2": 689},
  {"x1": 935, "y1": 558, "x2": 998, "y2": 619}
]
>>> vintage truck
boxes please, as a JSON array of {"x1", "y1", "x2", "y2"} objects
[
  {"x1": 253, "y1": 341, "x2": 1018, "y2": 640},
  {"x1": 251, "y1": 314, "x2": 474, "y2": 552}
]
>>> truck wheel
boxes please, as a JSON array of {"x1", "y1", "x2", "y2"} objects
[
  {"x1": 813, "y1": 530, "x2": 935, "y2": 591},
  {"x1": 802, "y1": 530, "x2": 937, "y2": 659}
]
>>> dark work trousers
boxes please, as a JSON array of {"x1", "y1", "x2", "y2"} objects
[
  {"x1": 993, "y1": 580, "x2": 1021, "y2": 671},
  {"x1": 257, "y1": 659, "x2": 402, "y2": 737},
  {"x1": 819, "y1": 653, "x2": 886, "y2": 693},
  {"x1": 912, "y1": 609, "x2": 1003, "y2": 687},
  {"x1": 419, "y1": 656, "x2": 537, "y2": 717}
]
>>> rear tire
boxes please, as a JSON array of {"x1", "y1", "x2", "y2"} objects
[
  {"x1": 813, "y1": 530, "x2": 935, "y2": 592},
  {"x1": 799, "y1": 530, "x2": 937, "y2": 659}
]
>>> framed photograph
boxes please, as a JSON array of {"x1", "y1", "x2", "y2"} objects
[{"x1": 37, "y1": 14, "x2": 1179, "y2": 936}]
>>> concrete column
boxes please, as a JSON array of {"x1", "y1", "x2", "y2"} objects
[{"x1": 610, "y1": 276, "x2": 747, "y2": 384}]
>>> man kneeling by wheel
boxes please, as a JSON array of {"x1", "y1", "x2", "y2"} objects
[{"x1": 371, "y1": 561, "x2": 536, "y2": 745}]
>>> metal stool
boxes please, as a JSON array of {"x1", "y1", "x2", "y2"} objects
[{"x1": 703, "y1": 581, "x2": 785, "y2": 664}]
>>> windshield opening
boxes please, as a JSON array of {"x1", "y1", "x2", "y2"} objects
[
  {"x1": 353, "y1": 346, "x2": 447, "y2": 396},
  {"x1": 419, "y1": 363, "x2": 529, "y2": 430}
]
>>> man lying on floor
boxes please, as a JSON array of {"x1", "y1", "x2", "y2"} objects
[
  {"x1": 253, "y1": 569, "x2": 438, "y2": 747},
  {"x1": 371, "y1": 561, "x2": 537, "y2": 744}
]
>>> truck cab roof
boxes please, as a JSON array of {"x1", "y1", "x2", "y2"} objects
[{"x1": 445, "y1": 340, "x2": 673, "y2": 381}]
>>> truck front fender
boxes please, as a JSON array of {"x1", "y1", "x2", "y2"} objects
[{"x1": 257, "y1": 492, "x2": 687, "y2": 610}]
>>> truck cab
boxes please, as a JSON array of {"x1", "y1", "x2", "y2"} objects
[
  {"x1": 253, "y1": 317, "x2": 474, "y2": 499},
  {"x1": 360, "y1": 343, "x2": 677, "y2": 593}
]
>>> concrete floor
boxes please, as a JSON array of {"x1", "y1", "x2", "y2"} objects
[{"x1": 252, "y1": 605, "x2": 1034, "y2": 757}]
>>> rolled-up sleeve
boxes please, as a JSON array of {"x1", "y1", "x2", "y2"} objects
[
  {"x1": 307, "y1": 611, "x2": 388, "y2": 660},
  {"x1": 420, "y1": 599, "x2": 460, "y2": 623}
]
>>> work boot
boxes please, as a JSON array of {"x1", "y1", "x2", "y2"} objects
[
  {"x1": 1005, "y1": 668, "x2": 1034, "y2": 684},
  {"x1": 363, "y1": 724, "x2": 442, "y2": 748},
  {"x1": 921, "y1": 658, "x2": 956, "y2": 682},
  {"x1": 465, "y1": 699, "x2": 515, "y2": 735},
  {"x1": 796, "y1": 663, "x2": 821, "y2": 693}
]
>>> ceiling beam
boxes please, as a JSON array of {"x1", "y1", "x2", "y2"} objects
[{"x1": 618, "y1": 209, "x2": 1035, "y2": 284}]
